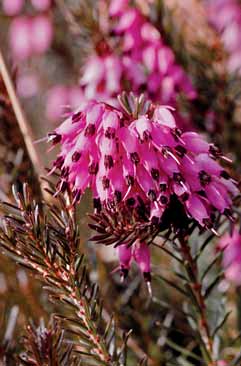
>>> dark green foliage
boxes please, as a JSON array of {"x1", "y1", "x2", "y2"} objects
[{"x1": 0, "y1": 183, "x2": 128, "y2": 365}]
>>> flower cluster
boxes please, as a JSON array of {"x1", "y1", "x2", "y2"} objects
[
  {"x1": 207, "y1": 0, "x2": 241, "y2": 75},
  {"x1": 3, "y1": 0, "x2": 53, "y2": 99},
  {"x1": 218, "y1": 228, "x2": 241, "y2": 286},
  {"x1": 80, "y1": 0, "x2": 196, "y2": 128},
  {"x1": 49, "y1": 94, "x2": 239, "y2": 278}
]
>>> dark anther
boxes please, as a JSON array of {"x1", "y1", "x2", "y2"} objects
[
  {"x1": 48, "y1": 133, "x2": 61, "y2": 144},
  {"x1": 171, "y1": 128, "x2": 182, "y2": 141},
  {"x1": 73, "y1": 189, "x2": 82, "y2": 203},
  {"x1": 72, "y1": 151, "x2": 81, "y2": 162},
  {"x1": 203, "y1": 218, "x2": 213, "y2": 229},
  {"x1": 127, "y1": 197, "x2": 135, "y2": 206},
  {"x1": 199, "y1": 170, "x2": 211, "y2": 186},
  {"x1": 143, "y1": 130, "x2": 152, "y2": 141},
  {"x1": 58, "y1": 180, "x2": 68, "y2": 193},
  {"x1": 104, "y1": 155, "x2": 114, "y2": 169},
  {"x1": 175, "y1": 145, "x2": 187, "y2": 157},
  {"x1": 224, "y1": 208, "x2": 235, "y2": 221},
  {"x1": 84, "y1": 124, "x2": 96, "y2": 137},
  {"x1": 151, "y1": 168, "x2": 159, "y2": 181},
  {"x1": 88, "y1": 162, "x2": 99, "y2": 175},
  {"x1": 173, "y1": 172, "x2": 185, "y2": 184},
  {"x1": 161, "y1": 146, "x2": 172, "y2": 157},
  {"x1": 197, "y1": 190, "x2": 206, "y2": 197},
  {"x1": 220, "y1": 170, "x2": 230, "y2": 180},
  {"x1": 209, "y1": 144, "x2": 221, "y2": 158},
  {"x1": 54, "y1": 156, "x2": 64, "y2": 169},
  {"x1": 120, "y1": 267, "x2": 129, "y2": 279},
  {"x1": 102, "y1": 176, "x2": 110, "y2": 189},
  {"x1": 62, "y1": 167, "x2": 69, "y2": 179},
  {"x1": 130, "y1": 152, "x2": 140, "y2": 165},
  {"x1": 160, "y1": 195, "x2": 168, "y2": 205},
  {"x1": 93, "y1": 197, "x2": 101, "y2": 212},
  {"x1": 143, "y1": 272, "x2": 151, "y2": 282},
  {"x1": 181, "y1": 192, "x2": 189, "y2": 202},
  {"x1": 126, "y1": 175, "x2": 134, "y2": 186},
  {"x1": 160, "y1": 183, "x2": 167, "y2": 192},
  {"x1": 72, "y1": 111, "x2": 83, "y2": 123},
  {"x1": 151, "y1": 216, "x2": 159, "y2": 225},
  {"x1": 114, "y1": 190, "x2": 122, "y2": 203},
  {"x1": 148, "y1": 189, "x2": 156, "y2": 201},
  {"x1": 105, "y1": 127, "x2": 115, "y2": 139}
]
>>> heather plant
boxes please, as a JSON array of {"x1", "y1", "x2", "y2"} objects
[{"x1": 0, "y1": 1, "x2": 241, "y2": 366}]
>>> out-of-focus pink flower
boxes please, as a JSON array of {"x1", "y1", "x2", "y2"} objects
[
  {"x1": 46, "y1": 85, "x2": 84, "y2": 121},
  {"x1": 207, "y1": 0, "x2": 241, "y2": 74},
  {"x1": 68, "y1": 87, "x2": 84, "y2": 110},
  {"x1": 80, "y1": 1, "x2": 196, "y2": 129},
  {"x1": 218, "y1": 228, "x2": 241, "y2": 285},
  {"x1": 109, "y1": 0, "x2": 129, "y2": 16},
  {"x1": 31, "y1": 0, "x2": 51, "y2": 11},
  {"x1": 16, "y1": 73, "x2": 39, "y2": 98},
  {"x1": 9, "y1": 15, "x2": 53, "y2": 60},
  {"x1": 46, "y1": 86, "x2": 69, "y2": 121},
  {"x1": 80, "y1": 54, "x2": 122, "y2": 104},
  {"x1": 217, "y1": 361, "x2": 228, "y2": 366},
  {"x1": 2, "y1": 0, "x2": 24, "y2": 16},
  {"x1": 31, "y1": 15, "x2": 53, "y2": 54},
  {"x1": 9, "y1": 16, "x2": 32, "y2": 60}
]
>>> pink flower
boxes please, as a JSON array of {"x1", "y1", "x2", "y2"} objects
[
  {"x1": 79, "y1": 1, "x2": 196, "y2": 129},
  {"x1": 31, "y1": 0, "x2": 51, "y2": 11},
  {"x1": 218, "y1": 228, "x2": 241, "y2": 285},
  {"x1": 46, "y1": 86, "x2": 69, "y2": 121},
  {"x1": 49, "y1": 94, "x2": 239, "y2": 280},
  {"x1": 207, "y1": 0, "x2": 241, "y2": 74},
  {"x1": 16, "y1": 73, "x2": 39, "y2": 98},
  {"x1": 117, "y1": 240, "x2": 151, "y2": 281},
  {"x1": 49, "y1": 95, "x2": 238, "y2": 232},
  {"x1": 46, "y1": 85, "x2": 84, "y2": 121},
  {"x1": 31, "y1": 15, "x2": 53, "y2": 54},
  {"x1": 2, "y1": 0, "x2": 24, "y2": 16},
  {"x1": 9, "y1": 16, "x2": 32, "y2": 61},
  {"x1": 9, "y1": 15, "x2": 53, "y2": 61},
  {"x1": 217, "y1": 361, "x2": 228, "y2": 366}
]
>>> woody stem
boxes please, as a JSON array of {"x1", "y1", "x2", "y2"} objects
[{"x1": 179, "y1": 237, "x2": 216, "y2": 366}]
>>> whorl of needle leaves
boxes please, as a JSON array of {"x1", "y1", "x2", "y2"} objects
[{"x1": 0, "y1": 183, "x2": 132, "y2": 366}]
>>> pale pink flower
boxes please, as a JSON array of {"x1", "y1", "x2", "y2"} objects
[
  {"x1": 2, "y1": 0, "x2": 24, "y2": 16},
  {"x1": 218, "y1": 228, "x2": 241, "y2": 285},
  {"x1": 16, "y1": 73, "x2": 39, "y2": 98},
  {"x1": 217, "y1": 361, "x2": 228, "y2": 366},
  {"x1": 46, "y1": 85, "x2": 84, "y2": 121},
  {"x1": 207, "y1": 0, "x2": 241, "y2": 74},
  {"x1": 80, "y1": 1, "x2": 196, "y2": 129},
  {"x1": 46, "y1": 86, "x2": 69, "y2": 121},
  {"x1": 31, "y1": 0, "x2": 51, "y2": 11},
  {"x1": 31, "y1": 15, "x2": 53, "y2": 54},
  {"x1": 9, "y1": 16, "x2": 32, "y2": 61}
]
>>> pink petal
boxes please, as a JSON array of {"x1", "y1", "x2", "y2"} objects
[
  {"x1": 185, "y1": 194, "x2": 209, "y2": 225},
  {"x1": 153, "y1": 106, "x2": 176, "y2": 128}
]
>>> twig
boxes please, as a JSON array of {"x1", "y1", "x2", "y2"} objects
[
  {"x1": 0, "y1": 49, "x2": 44, "y2": 187},
  {"x1": 179, "y1": 238, "x2": 217, "y2": 366}
]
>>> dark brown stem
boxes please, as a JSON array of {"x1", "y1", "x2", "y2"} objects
[{"x1": 179, "y1": 237, "x2": 217, "y2": 366}]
